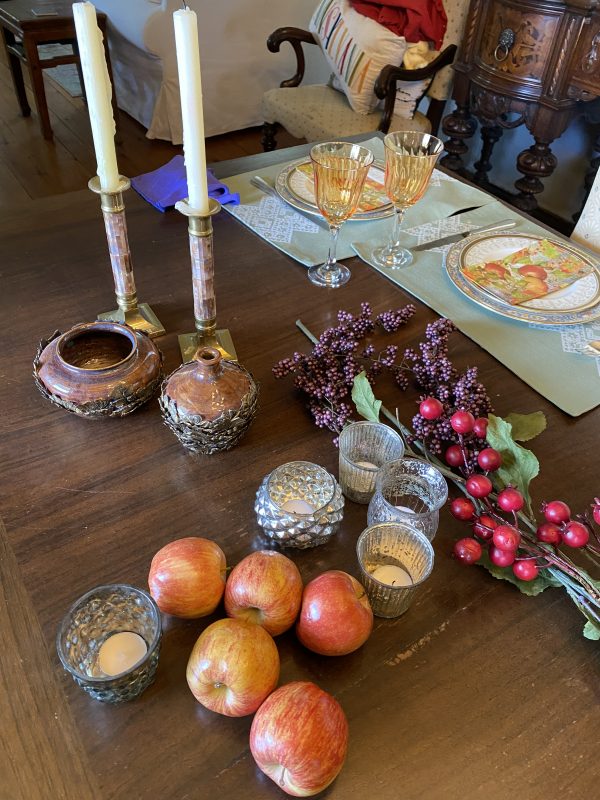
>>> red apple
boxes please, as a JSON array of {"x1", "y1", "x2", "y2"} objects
[
  {"x1": 186, "y1": 618, "x2": 279, "y2": 716},
  {"x1": 250, "y1": 681, "x2": 348, "y2": 797},
  {"x1": 148, "y1": 536, "x2": 226, "y2": 619},
  {"x1": 296, "y1": 570, "x2": 373, "y2": 656},
  {"x1": 224, "y1": 550, "x2": 303, "y2": 636}
]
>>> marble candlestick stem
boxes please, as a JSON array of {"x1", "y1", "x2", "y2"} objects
[
  {"x1": 175, "y1": 197, "x2": 236, "y2": 362},
  {"x1": 89, "y1": 176, "x2": 165, "y2": 338}
]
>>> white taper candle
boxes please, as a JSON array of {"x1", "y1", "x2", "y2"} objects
[
  {"x1": 173, "y1": 7, "x2": 210, "y2": 214},
  {"x1": 72, "y1": 2, "x2": 119, "y2": 192}
]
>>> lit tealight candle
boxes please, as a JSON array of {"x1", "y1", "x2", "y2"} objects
[
  {"x1": 281, "y1": 498, "x2": 315, "y2": 515},
  {"x1": 371, "y1": 564, "x2": 413, "y2": 587},
  {"x1": 354, "y1": 460, "x2": 378, "y2": 470},
  {"x1": 97, "y1": 631, "x2": 147, "y2": 677}
]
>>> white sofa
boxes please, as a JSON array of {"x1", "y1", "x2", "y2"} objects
[{"x1": 93, "y1": 0, "x2": 329, "y2": 143}]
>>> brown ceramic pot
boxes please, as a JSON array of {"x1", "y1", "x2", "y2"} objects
[
  {"x1": 159, "y1": 347, "x2": 259, "y2": 454},
  {"x1": 34, "y1": 321, "x2": 163, "y2": 418}
]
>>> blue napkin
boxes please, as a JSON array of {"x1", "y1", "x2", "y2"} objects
[{"x1": 131, "y1": 155, "x2": 240, "y2": 212}]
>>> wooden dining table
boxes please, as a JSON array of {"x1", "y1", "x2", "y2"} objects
[{"x1": 1, "y1": 141, "x2": 598, "y2": 800}]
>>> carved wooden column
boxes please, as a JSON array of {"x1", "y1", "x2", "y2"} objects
[
  {"x1": 474, "y1": 126, "x2": 503, "y2": 185},
  {"x1": 440, "y1": 102, "x2": 478, "y2": 172}
]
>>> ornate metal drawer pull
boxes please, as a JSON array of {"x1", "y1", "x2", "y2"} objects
[
  {"x1": 494, "y1": 28, "x2": 515, "y2": 62},
  {"x1": 582, "y1": 32, "x2": 600, "y2": 73}
]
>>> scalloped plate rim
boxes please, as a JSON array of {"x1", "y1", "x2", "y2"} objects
[
  {"x1": 445, "y1": 232, "x2": 600, "y2": 326},
  {"x1": 275, "y1": 158, "x2": 394, "y2": 221}
]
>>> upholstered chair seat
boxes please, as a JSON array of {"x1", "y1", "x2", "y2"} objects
[{"x1": 262, "y1": 84, "x2": 430, "y2": 143}]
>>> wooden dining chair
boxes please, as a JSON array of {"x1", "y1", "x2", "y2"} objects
[
  {"x1": 260, "y1": 28, "x2": 457, "y2": 152},
  {"x1": 259, "y1": 0, "x2": 472, "y2": 152},
  {"x1": 571, "y1": 169, "x2": 600, "y2": 254}
]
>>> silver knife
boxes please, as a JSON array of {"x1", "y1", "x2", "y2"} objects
[{"x1": 413, "y1": 219, "x2": 517, "y2": 251}]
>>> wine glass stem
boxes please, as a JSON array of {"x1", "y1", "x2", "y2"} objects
[
  {"x1": 325, "y1": 224, "x2": 341, "y2": 272},
  {"x1": 388, "y1": 207, "x2": 406, "y2": 252}
]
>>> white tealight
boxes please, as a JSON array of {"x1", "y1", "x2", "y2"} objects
[
  {"x1": 97, "y1": 631, "x2": 147, "y2": 677},
  {"x1": 354, "y1": 460, "x2": 378, "y2": 470},
  {"x1": 371, "y1": 564, "x2": 413, "y2": 587},
  {"x1": 281, "y1": 498, "x2": 315, "y2": 515},
  {"x1": 395, "y1": 505, "x2": 415, "y2": 513}
]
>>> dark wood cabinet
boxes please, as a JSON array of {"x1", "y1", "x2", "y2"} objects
[{"x1": 441, "y1": 0, "x2": 600, "y2": 215}]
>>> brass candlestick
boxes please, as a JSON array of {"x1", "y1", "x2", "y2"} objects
[
  {"x1": 175, "y1": 197, "x2": 236, "y2": 362},
  {"x1": 89, "y1": 176, "x2": 165, "y2": 338}
]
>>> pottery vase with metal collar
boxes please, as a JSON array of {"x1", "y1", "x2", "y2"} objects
[
  {"x1": 33, "y1": 321, "x2": 163, "y2": 418},
  {"x1": 159, "y1": 347, "x2": 259, "y2": 455}
]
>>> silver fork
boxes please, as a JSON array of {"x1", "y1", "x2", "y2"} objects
[
  {"x1": 250, "y1": 175, "x2": 281, "y2": 199},
  {"x1": 249, "y1": 175, "x2": 328, "y2": 229}
]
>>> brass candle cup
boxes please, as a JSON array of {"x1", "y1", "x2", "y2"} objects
[{"x1": 56, "y1": 584, "x2": 162, "y2": 704}]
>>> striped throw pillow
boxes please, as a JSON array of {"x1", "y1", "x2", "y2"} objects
[{"x1": 309, "y1": 0, "x2": 407, "y2": 115}]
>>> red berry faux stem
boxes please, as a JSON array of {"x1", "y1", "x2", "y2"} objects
[{"x1": 291, "y1": 315, "x2": 600, "y2": 636}]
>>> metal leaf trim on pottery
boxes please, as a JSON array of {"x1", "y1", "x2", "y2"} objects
[{"x1": 159, "y1": 365, "x2": 259, "y2": 455}]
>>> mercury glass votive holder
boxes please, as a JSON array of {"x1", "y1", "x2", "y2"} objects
[
  {"x1": 367, "y1": 457, "x2": 448, "y2": 541},
  {"x1": 357, "y1": 522, "x2": 435, "y2": 618},
  {"x1": 338, "y1": 421, "x2": 404, "y2": 504},
  {"x1": 56, "y1": 584, "x2": 162, "y2": 704},
  {"x1": 254, "y1": 461, "x2": 344, "y2": 549}
]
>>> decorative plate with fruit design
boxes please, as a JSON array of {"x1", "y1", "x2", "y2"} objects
[
  {"x1": 275, "y1": 159, "x2": 394, "y2": 221},
  {"x1": 445, "y1": 233, "x2": 600, "y2": 325}
]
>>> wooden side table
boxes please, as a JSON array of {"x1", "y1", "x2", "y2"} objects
[
  {"x1": 0, "y1": 0, "x2": 116, "y2": 140},
  {"x1": 441, "y1": 0, "x2": 600, "y2": 214}
]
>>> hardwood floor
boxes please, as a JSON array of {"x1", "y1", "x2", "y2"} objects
[{"x1": 0, "y1": 56, "x2": 303, "y2": 209}]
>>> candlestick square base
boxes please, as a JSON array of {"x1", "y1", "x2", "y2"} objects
[
  {"x1": 98, "y1": 303, "x2": 166, "y2": 339},
  {"x1": 178, "y1": 328, "x2": 237, "y2": 362}
]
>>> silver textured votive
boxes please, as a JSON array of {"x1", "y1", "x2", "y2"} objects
[
  {"x1": 338, "y1": 421, "x2": 404, "y2": 504},
  {"x1": 56, "y1": 583, "x2": 161, "y2": 703},
  {"x1": 254, "y1": 461, "x2": 344, "y2": 549},
  {"x1": 357, "y1": 522, "x2": 434, "y2": 618},
  {"x1": 367, "y1": 457, "x2": 448, "y2": 540}
]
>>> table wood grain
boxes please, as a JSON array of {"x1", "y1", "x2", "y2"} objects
[{"x1": 0, "y1": 145, "x2": 598, "y2": 800}]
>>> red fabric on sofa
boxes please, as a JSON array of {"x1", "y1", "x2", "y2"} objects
[{"x1": 349, "y1": 0, "x2": 448, "y2": 49}]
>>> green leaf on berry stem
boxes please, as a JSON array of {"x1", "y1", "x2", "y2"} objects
[
  {"x1": 503, "y1": 411, "x2": 547, "y2": 442},
  {"x1": 583, "y1": 620, "x2": 600, "y2": 640},
  {"x1": 352, "y1": 371, "x2": 381, "y2": 423},
  {"x1": 478, "y1": 550, "x2": 560, "y2": 596},
  {"x1": 485, "y1": 414, "x2": 539, "y2": 510}
]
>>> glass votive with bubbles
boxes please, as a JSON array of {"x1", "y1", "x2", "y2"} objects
[
  {"x1": 367, "y1": 457, "x2": 448, "y2": 541},
  {"x1": 338, "y1": 421, "x2": 404, "y2": 504},
  {"x1": 254, "y1": 460, "x2": 344, "y2": 548},
  {"x1": 357, "y1": 522, "x2": 434, "y2": 618},
  {"x1": 56, "y1": 584, "x2": 161, "y2": 704}
]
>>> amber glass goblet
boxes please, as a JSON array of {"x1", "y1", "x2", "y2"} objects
[
  {"x1": 309, "y1": 142, "x2": 374, "y2": 288},
  {"x1": 372, "y1": 132, "x2": 443, "y2": 269}
]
